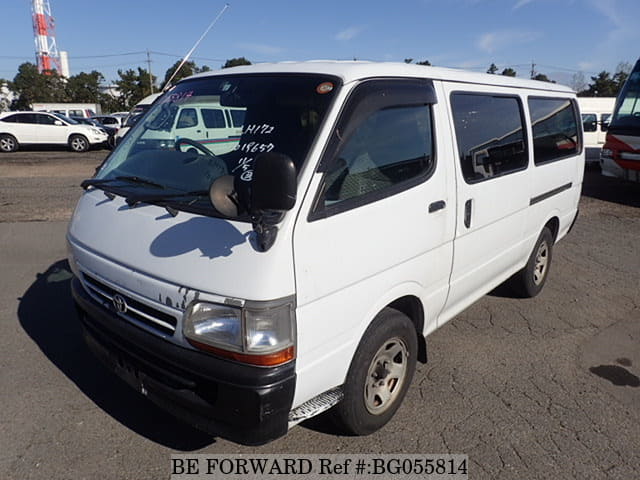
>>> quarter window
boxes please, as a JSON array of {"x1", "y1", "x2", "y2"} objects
[
  {"x1": 451, "y1": 93, "x2": 528, "y2": 183},
  {"x1": 528, "y1": 97, "x2": 579, "y2": 164}
]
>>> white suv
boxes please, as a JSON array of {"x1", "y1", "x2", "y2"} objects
[{"x1": 0, "y1": 111, "x2": 108, "y2": 152}]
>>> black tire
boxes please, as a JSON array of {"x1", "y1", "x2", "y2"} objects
[
  {"x1": 333, "y1": 308, "x2": 418, "y2": 435},
  {"x1": 69, "y1": 134, "x2": 89, "y2": 153},
  {"x1": 510, "y1": 227, "x2": 553, "y2": 298},
  {"x1": 0, "y1": 134, "x2": 18, "y2": 152}
]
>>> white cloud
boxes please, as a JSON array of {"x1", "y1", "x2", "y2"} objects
[
  {"x1": 335, "y1": 26, "x2": 364, "y2": 41},
  {"x1": 477, "y1": 30, "x2": 540, "y2": 53},
  {"x1": 236, "y1": 43, "x2": 284, "y2": 55}
]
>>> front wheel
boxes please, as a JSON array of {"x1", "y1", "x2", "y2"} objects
[
  {"x1": 510, "y1": 227, "x2": 553, "y2": 297},
  {"x1": 333, "y1": 308, "x2": 418, "y2": 435},
  {"x1": 69, "y1": 134, "x2": 89, "y2": 152}
]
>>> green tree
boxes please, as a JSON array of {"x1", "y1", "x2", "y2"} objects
[
  {"x1": 222, "y1": 57, "x2": 251, "y2": 69},
  {"x1": 532, "y1": 73, "x2": 555, "y2": 83},
  {"x1": 115, "y1": 67, "x2": 157, "y2": 110},
  {"x1": 583, "y1": 71, "x2": 618, "y2": 97},
  {"x1": 162, "y1": 60, "x2": 212, "y2": 89},
  {"x1": 10, "y1": 62, "x2": 67, "y2": 109},
  {"x1": 404, "y1": 59, "x2": 431, "y2": 66},
  {"x1": 613, "y1": 62, "x2": 632, "y2": 91},
  {"x1": 66, "y1": 71, "x2": 104, "y2": 103},
  {"x1": 501, "y1": 67, "x2": 517, "y2": 77},
  {"x1": 487, "y1": 63, "x2": 498, "y2": 74}
]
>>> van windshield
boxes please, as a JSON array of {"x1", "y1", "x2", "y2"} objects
[{"x1": 95, "y1": 74, "x2": 340, "y2": 219}]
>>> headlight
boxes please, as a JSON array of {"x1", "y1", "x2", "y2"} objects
[
  {"x1": 91, "y1": 127, "x2": 104, "y2": 135},
  {"x1": 184, "y1": 300, "x2": 295, "y2": 366},
  {"x1": 600, "y1": 148, "x2": 613, "y2": 159}
]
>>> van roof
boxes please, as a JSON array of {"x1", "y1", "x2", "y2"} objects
[{"x1": 186, "y1": 60, "x2": 574, "y2": 94}]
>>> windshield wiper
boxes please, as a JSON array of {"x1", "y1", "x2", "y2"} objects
[
  {"x1": 124, "y1": 190, "x2": 209, "y2": 207},
  {"x1": 81, "y1": 175, "x2": 166, "y2": 190}
]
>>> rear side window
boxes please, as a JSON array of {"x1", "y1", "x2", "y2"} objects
[
  {"x1": 528, "y1": 97, "x2": 579, "y2": 164},
  {"x1": 581, "y1": 113, "x2": 597, "y2": 132},
  {"x1": 201, "y1": 108, "x2": 226, "y2": 128},
  {"x1": 451, "y1": 93, "x2": 528, "y2": 183}
]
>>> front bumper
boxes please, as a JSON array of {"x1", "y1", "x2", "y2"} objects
[{"x1": 71, "y1": 277, "x2": 295, "y2": 445}]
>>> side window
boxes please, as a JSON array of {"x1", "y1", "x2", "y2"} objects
[
  {"x1": 1, "y1": 114, "x2": 18, "y2": 123},
  {"x1": 68, "y1": 110, "x2": 82, "y2": 117},
  {"x1": 176, "y1": 108, "x2": 198, "y2": 129},
  {"x1": 528, "y1": 97, "x2": 579, "y2": 165},
  {"x1": 451, "y1": 93, "x2": 527, "y2": 183},
  {"x1": 201, "y1": 108, "x2": 226, "y2": 129},
  {"x1": 230, "y1": 109, "x2": 246, "y2": 128},
  {"x1": 37, "y1": 114, "x2": 57, "y2": 125},
  {"x1": 601, "y1": 113, "x2": 611, "y2": 132},
  {"x1": 322, "y1": 105, "x2": 433, "y2": 206},
  {"x1": 581, "y1": 113, "x2": 597, "y2": 132},
  {"x1": 16, "y1": 113, "x2": 38, "y2": 124}
]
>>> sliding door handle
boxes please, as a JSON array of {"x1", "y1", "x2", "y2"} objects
[{"x1": 428, "y1": 200, "x2": 446, "y2": 213}]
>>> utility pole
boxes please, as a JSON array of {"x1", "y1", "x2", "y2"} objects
[
  {"x1": 147, "y1": 50, "x2": 154, "y2": 94},
  {"x1": 530, "y1": 61, "x2": 536, "y2": 79}
]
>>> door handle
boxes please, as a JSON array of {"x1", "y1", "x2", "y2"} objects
[
  {"x1": 428, "y1": 200, "x2": 446, "y2": 213},
  {"x1": 464, "y1": 199, "x2": 472, "y2": 228}
]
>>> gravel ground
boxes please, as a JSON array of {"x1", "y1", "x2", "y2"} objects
[{"x1": 1, "y1": 151, "x2": 639, "y2": 480}]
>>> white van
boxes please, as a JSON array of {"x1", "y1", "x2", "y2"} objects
[
  {"x1": 577, "y1": 97, "x2": 615, "y2": 163},
  {"x1": 68, "y1": 62, "x2": 583, "y2": 445}
]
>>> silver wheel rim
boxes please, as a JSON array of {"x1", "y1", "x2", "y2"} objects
[
  {"x1": 1, "y1": 137, "x2": 14, "y2": 151},
  {"x1": 533, "y1": 240, "x2": 549, "y2": 285},
  {"x1": 71, "y1": 137, "x2": 86, "y2": 151},
  {"x1": 364, "y1": 337, "x2": 409, "y2": 415}
]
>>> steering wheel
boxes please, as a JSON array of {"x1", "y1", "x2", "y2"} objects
[{"x1": 175, "y1": 137, "x2": 215, "y2": 157}]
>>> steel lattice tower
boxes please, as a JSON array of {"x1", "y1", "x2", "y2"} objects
[{"x1": 32, "y1": 0, "x2": 61, "y2": 73}]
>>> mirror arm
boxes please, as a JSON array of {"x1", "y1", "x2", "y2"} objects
[{"x1": 251, "y1": 213, "x2": 279, "y2": 252}]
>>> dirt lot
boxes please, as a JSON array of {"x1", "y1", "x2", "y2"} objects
[
  {"x1": 1, "y1": 150, "x2": 639, "y2": 479},
  {"x1": 0, "y1": 148, "x2": 109, "y2": 222}
]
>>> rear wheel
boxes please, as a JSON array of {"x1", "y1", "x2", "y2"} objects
[
  {"x1": 0, "y1": 134, "x2": 18, "y2": 152},
  {"x1": 510, "y1": 227, "x2": 553, "y2": 297},
  {"x1": 69, "y1": 134, "x2": 89, "y2": 152},
  {"x1": 333, "y1": 308, "x2": 418, "y2": 435}
]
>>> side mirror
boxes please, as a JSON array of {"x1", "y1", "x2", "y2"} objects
[
  {"x1": 601, "y1": 122, "x2": 609, "y2": 132},
  {"x1": 250, "y1": 152, "x2": 297, "y2": 213},
  {"x1": 54, "y1": 120, "x2": 64, "y2": 126}
]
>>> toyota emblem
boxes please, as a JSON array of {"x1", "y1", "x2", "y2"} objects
[{"x1": 112, "y1": 294, "x2": 127, "y2": 313}]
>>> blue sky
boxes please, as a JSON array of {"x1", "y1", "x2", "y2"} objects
[{"x1": 1, "y1": 0, "x2": 639, "y2": 86}]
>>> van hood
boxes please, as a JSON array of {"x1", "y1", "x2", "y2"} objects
[{"x1": 67, "y1": 189, "x2": 295, "y2": 303}]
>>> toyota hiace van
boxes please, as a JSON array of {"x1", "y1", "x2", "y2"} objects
[{"x1": 68, "y1": 62, "x2": 583, "y2": 445}]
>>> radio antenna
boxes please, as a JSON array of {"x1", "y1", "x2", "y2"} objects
[{"x1": 163, "y1": 3, "x2": 230, "y2": 92}]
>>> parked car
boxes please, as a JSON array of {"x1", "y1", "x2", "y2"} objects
[
  {"x1": 0, "y1": 111, "x2": 108, "y2": 152},
  {"x1": 92, "y1": 114, "x2": 125, "y2": 129},
  {"x1": 71, "y1": 116, "x2": 117, "y2": 148}
]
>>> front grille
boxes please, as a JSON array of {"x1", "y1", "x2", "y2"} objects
[{"x1": 82, "y1": 273, "x2": 178, "y2": 336}]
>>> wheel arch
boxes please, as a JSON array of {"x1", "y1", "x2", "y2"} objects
[{"x1": 387, "y1": 295, "x2": 427, "y2": 364}]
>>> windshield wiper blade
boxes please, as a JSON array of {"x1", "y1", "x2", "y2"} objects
[
  {"x1": 81, "y1": 175, "x2": 165, "y2": 190},
  {"x1": 125, "y1": 190, "x2": 209, "y2": 207}
]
